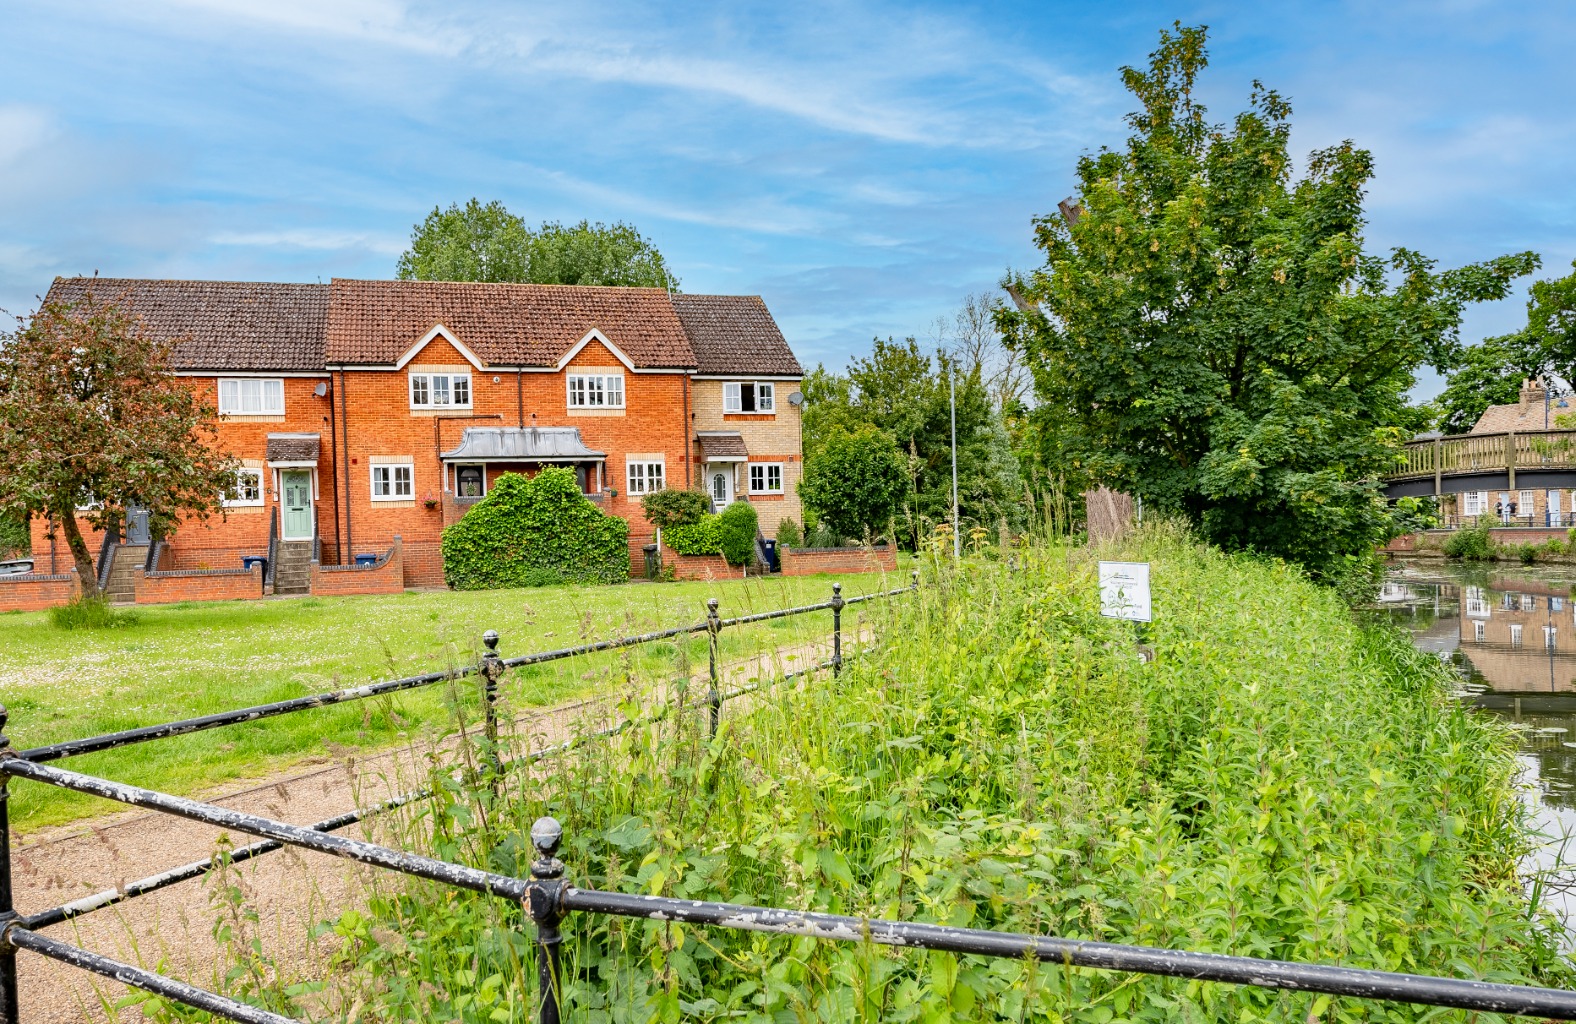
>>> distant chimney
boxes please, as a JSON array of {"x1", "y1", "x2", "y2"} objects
[{"x1": 1520, "y1": 378, "x2": 1548, "y2": 411}]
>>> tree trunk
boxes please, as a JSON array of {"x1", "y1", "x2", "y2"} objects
[{"x1": 54, "y1": 507, "x2": 100, "y2": 600}]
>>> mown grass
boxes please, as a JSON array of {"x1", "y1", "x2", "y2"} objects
[
  {"x1": 0, "y1": 571, "x2": 899, "y2": 832},
  {"x1": 213, "y1": 524, "x2": 1576, "y2": 1023}
]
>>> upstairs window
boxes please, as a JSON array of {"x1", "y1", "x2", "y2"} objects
[
  {"x1": 219, "y1": 378, "x2": 284, "y2": 415},
  {"x1": 568, "y1": 373, "x2": 625, "y2": 409},
  {"x1": 724, "y1": 381, "x2": 775, "y2": 414},
  {"x1": 410, "y1": 372, "x2": 471, "y2": 409}
]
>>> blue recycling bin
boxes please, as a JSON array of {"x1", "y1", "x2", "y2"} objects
[
  {"x1": 355, "y1": 554, "x2": 379, "y2": 567},
  {"x1": 241, "y1": 556, "x2": 267, "y2": 571}
]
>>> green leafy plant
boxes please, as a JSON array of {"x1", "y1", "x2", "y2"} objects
[
  {"x1": 641, "y1": 489, "x2": 711, "y2": 530},
  {"x1": 663, "y1": 517, "x2": 722, "y2": 557},
  {"x1": 1442, "y1": 524, "x2": 1495, "y2": 560},
  {"x1": 799, "y1": 425, "x2": 906, "y2": 543},
  {"x1": 48, "y1": 595, "x2": 139, "y2": 630},
  {"x1": 774, "y1": 517, "x2": 803, "y2": 548},
  {"x1": 716, "y1": 501, "x2": 758, "y2": 566},
  {"x1": 440, "y1": 468, "x2": 628, "y2": 589}
]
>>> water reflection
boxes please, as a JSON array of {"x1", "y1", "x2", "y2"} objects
[{"x1": 1383, "y1": 560, "x2": 1576, "y2": 936}]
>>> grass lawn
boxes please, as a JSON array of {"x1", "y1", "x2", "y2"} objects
[{"x1": 0, "y1": 570, "x2": 907, "y2": 832}]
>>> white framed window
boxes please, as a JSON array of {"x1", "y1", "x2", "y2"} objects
[
  {"x1": 455, "y1": 464, "x2": 486, "y2": 499},
  {"x1": 748, "y1": 462, "x2": 784, "y2": 494},
  {"x1": 1462, "y1": 491, "x2": 1487, "y2": 516},
  {"x1": 1547, "y1": 625, "x2": 1558, "y2": 650},
  {"x1": 1511, "y1": 623, "x2": 1524, "y2": 647},
  {"x1": 723, "y1": 381, "x2": 776, "y2": 414},
  {"x1": 1522, "y1": 594, "x2": 1537, "y2": 612},
  {"x1": 567, "y1": 373, "x2": 625, "y2": 409},
  {"x1": 218, "y1": 378, "x2": 284, "y2": 415},
  {"x1": 409, "y1": 372, "x2": 471, "y2": 409},
  {"x1": 626, "y1": 460, "x2": 665, "y2": 495},
  {"x1": 370, "y1": 463, "x2": 414, "y2": 500},
  {"x1": 224, "y1": 468, "x2": 265, "y2": 507},
  {"x1": 1473, "y1": 620, "x2": 1485, "y2": 642}
]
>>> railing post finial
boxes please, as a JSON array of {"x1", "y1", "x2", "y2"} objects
[
  {"x1": 479, "y1": 630, "x2": 504, "y2": 787},
  {"x1": 831, "y1": 582, "x2": 845, "y2": 677},
  {"x1": 705, "y1": 599, "x2": 722, "y2": 737},
  {"x1": 528, "y1": 816, "x2": 566, "y2": 1024}
]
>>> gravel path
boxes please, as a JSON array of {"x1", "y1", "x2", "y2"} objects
[{"x1": 9, "y1": 635, "x2": 848, "y2": 1023}]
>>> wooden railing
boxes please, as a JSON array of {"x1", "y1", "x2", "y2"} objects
[{"x1": 1390, "y1": 429, "x2": 1576, "y2": 481}]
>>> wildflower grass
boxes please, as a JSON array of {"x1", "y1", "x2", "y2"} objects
[
  {"x1": 0, "y1": 571, "x2": 893, "y2": 831},
  {"x1": 235, "y1": 525, "x2": 1573, "y2": 1022}
]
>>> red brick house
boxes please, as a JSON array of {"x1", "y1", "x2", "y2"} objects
[{"x1": 23, "y1": 277, "x2": 805, "y2": 595}]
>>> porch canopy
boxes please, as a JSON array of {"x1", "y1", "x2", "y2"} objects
[
  {"x1": 695, "y1": 431, "x2": 748, "y2": 463},
  {"x1": 440, "y1": 426, "x2": 606, "y2": 463},
  {"x1": 266, "y1": 433, "x2": 320, "y2": 468}
]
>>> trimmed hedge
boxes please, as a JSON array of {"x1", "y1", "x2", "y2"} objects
[
  {"x1": 664, "y1": 501, "x2": 758, "y2": 566},
  {"x1": 664, "y1": 518, "x2": 722, "y2": 557},
  {"x1": 640, "y1": 488, "x2": 710, "y2": 530},
  {"x1": 717, "y1": 500, "x2": 758, "y2": 565},
  {"x1": 441, "y1": 468, "x2": 629, "y2": 589}
]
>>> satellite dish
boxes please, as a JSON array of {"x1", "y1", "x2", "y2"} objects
[
  {"x1": 787, "y1": 391, "x2": 805, "y2": 407},
  {"x1": 313, "y1": 382, "x2": 329, "y2": 397}
]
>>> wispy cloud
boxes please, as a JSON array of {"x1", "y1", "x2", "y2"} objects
[{"x1": 211, "y1": 228, "x2": 406, "y2": 255}]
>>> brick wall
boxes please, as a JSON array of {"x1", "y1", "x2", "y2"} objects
[
  {"x1": 0, "y1": 572, "x2": 81, "y2": 612},
  {"x1": 134, "y1": 564, "x2": 263, "y2": 604},
  {"x1": 780, "y1": 545, "x2": 897, "y2": 576},
  {"x1": 311, "y1": 537, "x2": 406, "y2": 596},
  {"x1": 628, "y1": 533, "x2": 656, "y2": 578},
  {"x1": 667, "y1": 552, "x2": 739, "y2": 581}
]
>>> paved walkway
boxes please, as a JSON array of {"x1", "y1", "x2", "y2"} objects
[{"x1": 8, "y1": 634, "x2": 849, "y2": 1023}]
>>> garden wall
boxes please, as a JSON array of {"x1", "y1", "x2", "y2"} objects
[
  {"x1": 667, "y1": 552, "x2": 737, "y2": 581},
  {"x1": 134, "y1": 564, "x2": 263, "y2": 604},
  {"x1": 311, "y1": 537, "x2": 405, "y2": 596},
  {"x1": 780, "y1": 545, "x2": 897, "y2": 576},
  {"x1": 0, "y1": 572, "x2": 80, "y2": 612}
]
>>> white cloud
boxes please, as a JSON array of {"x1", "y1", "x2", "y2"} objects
[
  {"x1": 0, "y1": 105, "x2": 58, "y2": 169},
  {"x1": 211, "y1": 228, "x2": 406, "y2": 255}
]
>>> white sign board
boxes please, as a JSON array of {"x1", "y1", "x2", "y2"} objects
[{"x1": 1098, "y1": 561, "x2": 1152, "y2": 622}]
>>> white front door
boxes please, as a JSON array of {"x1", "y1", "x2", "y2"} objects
[
  {"x1": 708, "y1": 464, "x2": 734, "y2": 511},
  {"x1": 1551, "y1": 490, "x2": 1564, "y2": 527}
]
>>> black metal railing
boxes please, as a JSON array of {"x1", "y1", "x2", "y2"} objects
[
  {"x1": 264, "y1": 506, "x2": 279, "y2": 591},
  {"x1": 94, "y1": 526, "x2": 119, "y2": 593},
  {"x1": 4, "y1": 572, "x2": 1576, "y2": 1022},
  {"x1": 0, "y1": 576, "x2": 911, "y2": 1022}
]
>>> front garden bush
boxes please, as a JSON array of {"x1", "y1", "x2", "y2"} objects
[
  {"x1": 440, "y1": 468, "x2": 628, "y2": 589},
  {"x1": 639, "y1": 488, "x2": 710, "y2": 530},
  {"x1": 716, "y1": 500, "x2": 758, "y2": 565},
  {"x1": 662, "y1": 501, "x2": 758, "y2": 566}
]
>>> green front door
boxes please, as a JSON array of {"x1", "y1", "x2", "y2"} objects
[{"x1": 282, "y1": 470, "x2": 313, "y2": 540}]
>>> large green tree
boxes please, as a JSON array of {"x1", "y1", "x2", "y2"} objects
[
  {"x1": 996, "y1": 24, "x2": 1537, "y2": 579},
  {"x1": 397, "y1": 199, "x2": 677, "y2": 288},
  {"x1": 1432, "y1": 335, "x2": 1541, "y2": 436},
  {"x1": 798, "y1": 426, "x2": 908, "y2": 543},
  {"x1": 0, "y1": 287, "x2": 237, "y2": 597},
  {"x1": 802, "y1": 338, "x2": 1022, "y2": 544}
]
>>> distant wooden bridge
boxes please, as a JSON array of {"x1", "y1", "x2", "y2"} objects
[{"x1": 1385, "y1": 430, "x2": 1576, "y2": 497}]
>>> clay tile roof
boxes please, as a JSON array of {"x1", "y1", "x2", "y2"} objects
[
  {"x1": 43, "y1": 277, "x2": 328, "y2": 372},
  {"x1": 695, "y1": 431, "x2": 749, "y2": 461},
  {"x1": 326, "y1": 279, "x2": 697, "y2": 369},
  {"x1": 671, "y1": 294, "x2": 802, "y2": 376},
  {"x1": 1472, "y1": 397, "x2": 1573, "y2": 434},
  {"x1": 266, "y1": 434, "x2": 321, "y2": 463}
]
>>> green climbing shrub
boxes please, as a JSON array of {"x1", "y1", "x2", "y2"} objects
[
  {"x1": 717, "y1": 500, "x2": 758, "y2": 566},
  {"x1": 1442, "y1": 524, "x2": 1494, "y2": 560},
  {"x1": 440, "y1": 468, "x2": 629, "y2": 589},
  {"x1": 639, "y1": 488, "x2": 710, "y2": 530}
]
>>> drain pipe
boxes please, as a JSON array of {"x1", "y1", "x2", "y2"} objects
[{"x1": 339, "y1": 369, "x2": 352, "y2": 563}]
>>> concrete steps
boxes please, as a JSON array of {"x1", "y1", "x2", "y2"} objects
[
  {"x1": 103, "y1": 545, "x2": 147, "y2": 605},
  {"x1": 273, "y1": 541, "x2": 313, "y2": 596}
]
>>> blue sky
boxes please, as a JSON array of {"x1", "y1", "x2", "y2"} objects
[{"x1": 2, "y1": 1, "x2": 1572, "y2": 397}]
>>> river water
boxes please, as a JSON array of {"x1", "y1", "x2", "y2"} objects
[{"x1": 1381, "y1": 557, "x2": 1576, "y2": 930}]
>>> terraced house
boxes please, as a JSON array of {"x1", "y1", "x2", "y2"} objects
[{"x1": 22, "y1": 277, "x2": 806, "y2": 600}]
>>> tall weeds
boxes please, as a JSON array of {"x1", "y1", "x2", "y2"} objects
[{"x1": 226, "y1": 527, "x2": 1571, "y2": 1022}]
